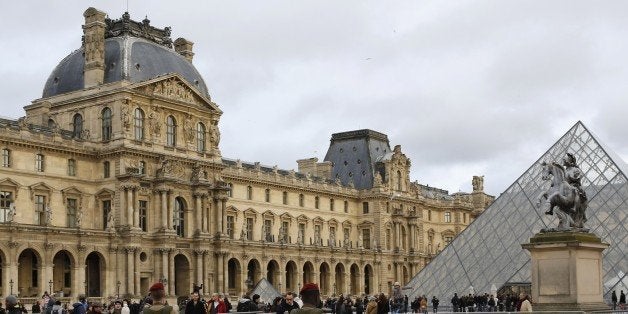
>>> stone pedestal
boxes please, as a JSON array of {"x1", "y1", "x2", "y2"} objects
[{"x1": 521, "y1": 231, "x2": 609, "y2": 312}]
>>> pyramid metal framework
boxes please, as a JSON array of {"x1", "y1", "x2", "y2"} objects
[{"x1": 407, "y1": 122, "x2": 628, "y2": 301}]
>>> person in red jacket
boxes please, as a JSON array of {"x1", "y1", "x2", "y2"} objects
[{"x1": 208, "y1": 294, "x2": 226, "y2": 314}]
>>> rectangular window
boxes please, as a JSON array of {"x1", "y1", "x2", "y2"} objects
[
  {"x1": 330, "y1": 199, "x2": 335, "y2": 211},
  {"x1": 35, "y1": 154, "x2": 44, "y2": 172},
  {"x1": 444, "y1": 212, "x2": 452, "y2": 223},
  {"x1": 283, "y1": 191, "x2": 288, "y2": 205},
  {"x1": 298, "y1": 223, "x2": 305, "y2": 244},
  {"x1": 139, "y1": 200, "x2": 148, "y2": 232},
  {"x1": 265, "y1": 189, "x2": 271, "y2": 203},
  {"x1": 67, "y1": 198, "x2": 77, "y2": 228},
  {"x1": 2, "y1": 149, "x2": 10, "y2": 167},
  {"x1": 103, "y1": 161, "x2": 110, "y2": 178},
  {"x1": 68, "y1": 159, "x2": 76, "y2": 176},
  {"x1": 344, "y1": 200, "x2": 348, "y2": 213},
  {"x1": 246, "y1": 218, "x2": 254, "y2": 240},
  {"x1": 263, "y1": 219, "x2": 272, "y2": 242},
  {"x1": 315, "y1": 196, "x2": 320, "y2": 209},
  {"x1": 454, "y1": 212, "x2": 460, "y2": 223},
  {"x1": 102, "y1": 200, "x2": 111, "y2": 230},
  {"x1": 0, "y1": 191, "x2": 13, "y2": 222},
  {"x1": 444, "y1": 236, "x2": 453, "y2": 246},
  {"x1": 227, "y1": 183, "x2": 233, "y2": 197},
  {"x1": 362, "y1": 228, "x2": 371, "y2": 249},
  {"x1": 428, "y1": 210, "x2": 432, "y2": 221},
  {"x1": 35, "y1": 195, "x2": 46, "y2": 225},
  {"x1": 299, "y1": 194, "x2": 304, "y2": 207},
  {"x1": 226, "y1": 216, "x2": 235, "y2": 239},
  {"x1": 362, "y1": 202, "x2": 369, "y2": 214},
  {"x1": 343, "y1": 227, "x2": 350, "y2": 245},
  {"x1": 463, "y1": 213, "x2": 467, "y2": 223}
]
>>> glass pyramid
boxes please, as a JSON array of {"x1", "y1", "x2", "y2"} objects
[{"x1": 407, "y1": 121, "x2": 628, "y2": 302}]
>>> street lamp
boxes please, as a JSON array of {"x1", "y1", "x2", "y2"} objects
[
  {"x1": 48, "y1": 280, "x2": 53, "y2": 294},
  {"x1": 116, "y1": 280, "x2": 121, "y2": 297},
  {"x1": 9, "y1": 279, "x2": 13, "y2": 295}
]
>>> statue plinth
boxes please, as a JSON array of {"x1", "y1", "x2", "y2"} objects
[{"x1": 522, "y1": 231, "x2": 609, "y2": 312}]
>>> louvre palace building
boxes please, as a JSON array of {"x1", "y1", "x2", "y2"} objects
[{"x1": 0, "y1": 8, "x2": 493, "y2": 302}]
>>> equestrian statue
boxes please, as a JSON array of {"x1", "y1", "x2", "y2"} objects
[{"x1": 537, "y1": 153, "x2": 588, "y2": 231}]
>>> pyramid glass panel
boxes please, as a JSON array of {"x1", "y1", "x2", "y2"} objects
[{"x1": 406, "y1": 122, "x2": 628, "y2": 301}]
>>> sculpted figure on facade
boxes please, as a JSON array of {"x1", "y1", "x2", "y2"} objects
[
  {"x1": 184, "y1": 115, "x2": 195, "y2": 142},
  {"x1": 472, "y1": 176, "x2": 484, "y2": 192},
  {"x1": 106, "y1": 210, "x2": 115, "y2": 230},
  {"x1": 121, "y1": 103, "x2": 131, "y2": 131},
  {"x1": 210, "y1": 118, "x2": 220, "y2": 148},
  {"x1": 148, "y1": 108, "x2": 161, "y2": 136},
  {"x1": 45, "y1": 205, "x2": 52, "y2": 225},
  {"x1": 240, "y1": 224, "x2": 247, "y2": 240},
  {"x1": 6, "y1": 203, "x2": 16, "y2": 222},
  {"x1": 76, "y1": 209, "x2": 83, "y2": 227},
  {"x1": 358, "y1": 234, "x2": 363, "y2": 248},
  {"x1": 329, "y1": 228, "x2": 336, "y2": 247}
]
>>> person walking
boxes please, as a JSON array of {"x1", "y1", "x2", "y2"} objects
[
  {"x1": 5, "y1": 296, "x2": 22, "y2": 314},
  {"x1": 611, "y1": 291, "x2": 617, "y2": 311},
  {"x1": 186, "y1": 292, "x2": 207, "y2": 314},
  {"x1": 431, "y1": 296, "x2": 439, "y2": 314},
  {"x1": 619, "y1": 290, "x2": 626, "y2": 310}
]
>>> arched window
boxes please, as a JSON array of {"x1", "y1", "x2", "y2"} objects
[
  {"x1": 68, "y1": 159, "x2": 76, "y2": 176},
  {"x1": 101, "y1": 108, "x2": 112, "y2": 141},
  {"x1": 73, "y1": 114, "x2": 83, "y2": 138},
  {"x1": 134, "y1": 108, "x2": 144, "y2": 141},
  {"x1": 197, "y1": 122, "x2": 206, "y2": 152},
  {"x1": 166, "y1": 115, "x2": 176, "y2": 147},
  {"x1": 173, "y1": 197, "x2": 185, "y2": 237}
]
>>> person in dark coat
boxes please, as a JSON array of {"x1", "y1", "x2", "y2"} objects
[
  {"x1": 186, "y1": 292, "x2": 207, "y2": 314},
  {"x1": 277, "y1": 293, "x2": 299, "y2": 314}
]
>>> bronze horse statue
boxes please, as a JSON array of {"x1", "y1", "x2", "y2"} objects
[{"x1": 537, "y1": 158, "x2": 587, "y2": 230}]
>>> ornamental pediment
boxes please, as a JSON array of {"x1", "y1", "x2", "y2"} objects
[{"x1": 132, "y1": 74, "x2": 221, "y2": 113}]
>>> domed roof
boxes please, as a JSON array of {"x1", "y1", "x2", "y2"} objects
[{"x1": 42, "y1": 36, "x2": 209, "y2": 98}]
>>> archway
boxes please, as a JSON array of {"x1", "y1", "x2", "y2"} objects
[
  {"x1": 85, "y1": 252, "x2": 105, "y2": 297},
  {"x1": 18, "y1": 249, "x2": 41, "y2": 297},
  {"x1": 247, "y1": 259, "x2": 262, "y2": 287},
  {"x1": 227, "y1": 258, "x2": 242, "y2": 294},
  {"x1": 174, "y1": 254, "x2": 190, "y2": 297},
  {"x1": 52, "y1": 250, "x2": 74, "y2": 297},
  {"x1": 364, "y1": 264, "x2": 374, "y2": 295},
  {"x1": 319, "y1": 263, "x2": 331, "y2": 296},
  {"x1": 334, "y1": 263, "x2": 345, "y2": 296},
  {"x1": 285, "y1": 261, "x2": 298, "y2": 293},
  {"x1": 266, "y1": 260, "x2": 279, "y2": 288},
  {"x1": 350, "y1": 263, "x2": 359, "y2": 295},
  {"x1": 302, "y1": 261, "x2": 314, "y2": 284}
]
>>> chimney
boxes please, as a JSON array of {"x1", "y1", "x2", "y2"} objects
[
  {"x1": 82, "y1": 7, "x2": 107, "y2": 88},
  {"x1": 174, "y1": 37, "x2": 195, "y2": 62}
]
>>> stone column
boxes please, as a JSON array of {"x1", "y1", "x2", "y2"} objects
[
  {"x1": 133, "y1": 188, "x2": 140, "y2": 228},
  {"x1": 160, "y1": 190, "x2": 168, "y2": 229},
  {"x1": 161, "y1": 249, "x2": 168, "y2": 281},
  {"x1": 168, "y1": 250, "x2": 175, "y2": 295},
  {"x1": 75, "y1": 246, "x2": 87, "y2": 297},
  {"x1": 125, "y1": 247, "x2": 134, "y2": 295},
  {"x1": 220, "y1": 198, "x2": 227, "y2": 235},
  {"x1": 203, "y1": 252, "x2": 210, "y2": 295},
  {"x1": 216, "y1": 251, "x2": 225, "y2": 293},
  {"x1": 395, "y1": 222, "x2": 401, "y2": 250},
  {"x1": 168, "y1": 193, "x2": 175, "y2": 230},
  {"x1": 195, "y1": 250, "x2": 205, "y2": 288},
  {"x1": 206, "y1": 196, "x2": 213, "y2": 234},
  {"x1": 194, "y1": 193, "x2": 205, "y2": 234},
  {"x1": 126, "y1": 187, "x2": 134, "y2": 227},
  {"x1": 134, "y1": 249, "x2": 141, "y2": 296}
]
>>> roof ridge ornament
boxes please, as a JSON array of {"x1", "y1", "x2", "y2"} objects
[{"x1": 105, "y1": 11, "x2": 173, "y2": 48}]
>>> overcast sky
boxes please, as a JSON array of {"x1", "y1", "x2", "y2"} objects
[{"x1": 1, "y1": 1, "x2": 628, "y2": 196}]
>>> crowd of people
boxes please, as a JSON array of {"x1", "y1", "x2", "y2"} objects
[{"x1": 1, "y1": 284, "x2": 625, "y2": 314}]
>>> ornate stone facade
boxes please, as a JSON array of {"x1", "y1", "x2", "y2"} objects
[{"x1": 0, "y1": 8, "x2": 492, "y2": 303}]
